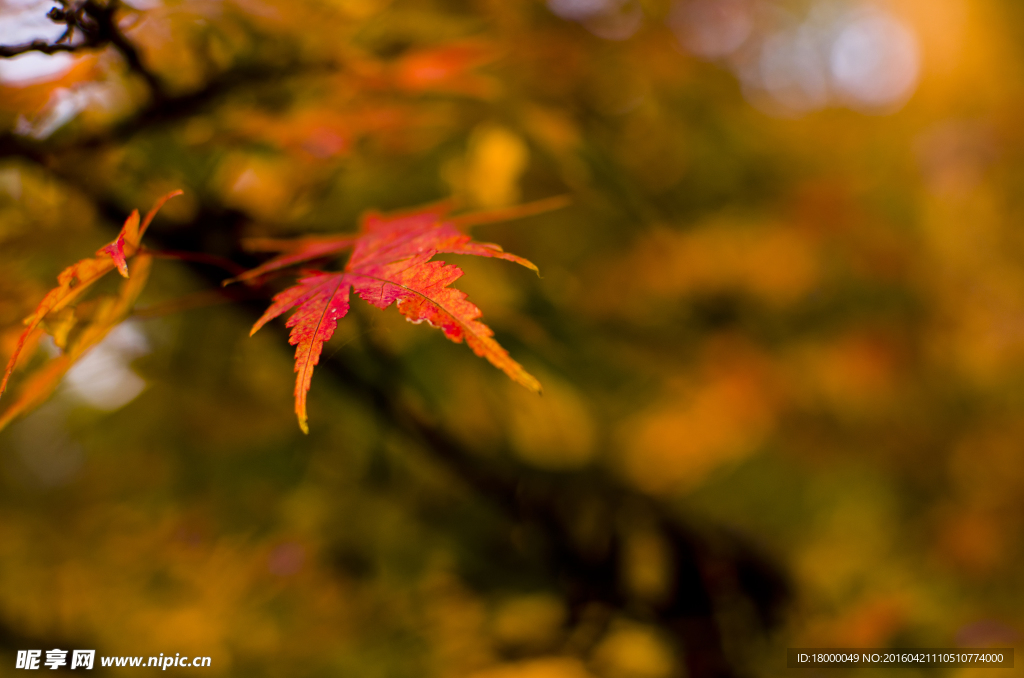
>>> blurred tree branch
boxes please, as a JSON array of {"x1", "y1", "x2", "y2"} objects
[{"x1": 0, "y1": 3, "x2": 792, "y2": 676}]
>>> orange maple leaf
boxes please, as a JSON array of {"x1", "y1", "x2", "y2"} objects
[
  {"x1": 0, "y1": 191, "x2": 182, "y2": 408},
  {"x1": 247, "y1": 205, "x2": 541, "y2": 433},
  {"x1": 391, "y1": 42, "x2": 500, "y2": 97},
  {"x1": 0, "y1": 255, "x2": 153, "y2": 432}
]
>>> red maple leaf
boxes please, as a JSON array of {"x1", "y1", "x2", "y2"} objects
[{"x1": 247, "y1": 206, "x2": 541, "y2": 433}]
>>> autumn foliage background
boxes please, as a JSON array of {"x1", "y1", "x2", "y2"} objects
[{"x1": 1, "y1": 0, "x2": 1023, "y2": 675}]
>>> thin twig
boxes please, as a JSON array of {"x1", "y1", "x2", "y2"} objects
[
  {"x1": 139, "y1": 247, "x2": 248, "y2": 277},
  {"x1": 0, "y1": 0, "x2": 166, "y2": 100},
  {"x1": 0, "y1": 40, "x2": 85, "y2": 58}
]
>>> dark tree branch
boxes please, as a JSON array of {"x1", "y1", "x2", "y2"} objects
[
  {"x1": 0, "y1": 0, "x2": 166, "y2": 100},
  {"x1": 0, "y1": 40, "x2": 81, "y2": 58},
  {"x1": 78, "y1": 0, "x2": 166, "y2": 100}
]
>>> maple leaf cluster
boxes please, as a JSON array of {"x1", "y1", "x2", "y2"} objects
[
  {"x1": 238, "y1": 205, "x2": 542, "y2": 433},
  {"x1": 1, "y1": 194, "x2": 542, "y2": 434}
]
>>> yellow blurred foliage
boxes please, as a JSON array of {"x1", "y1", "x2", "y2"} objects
[
  {"x1": 469, "y1": 657, "x2": 596, "y2": 678},
  {"x1": 935, "y1": 510, "x2": 1004, "y2": 574},
  {"x1": 808, "y1": 595, "x2": 910, "y2": 648},
  {"x1": 621, "y1": 343, "x2": 776, "y2": 494},
  {"x1": 620, "y1": 528, "x2": 672, "y2": 604},
  {"x1": 506, "y1": 370, "x2": 596, "y2": 470},
  {"x1": 785, "y1": 332, "x2": 901, "y2": 417},
  {"x1": 448, "y1": 124, "x2": 530, "y2": 209},
  {"x1": 591, "y1": 622, "x2": 676, "y2": 678},
  {"x1": 421, "y1": 569, "x2": 494, "y2": 678},
  {"x1": 491, "y1": 593, "x2": 566, "y2": 651},
  {"x1": 216, "y1": 154, "x2": 295, "y2": 221},
  {"x1": 586, "y1": 220, "x2": 820, "y2": 319}
]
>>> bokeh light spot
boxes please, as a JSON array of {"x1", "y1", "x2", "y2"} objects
[
  {"x1": 670, "y1": 0, "x2": 753, "y2": 59},
  {"x1": 830, "y1": 9, "x2": 920, "y2": 110}
]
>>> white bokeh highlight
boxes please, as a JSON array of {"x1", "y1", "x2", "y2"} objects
[
  {"x1": 548, "y1": 0, "x2": 613, "y2": 21},
  {"x1": 13, "y1": 82, "x2": 118, "y2": 138},
  {"x1": 830, "y1": 9, "x2": 919, "y2": 111},
  {"x1": 0, "y1": 0, "x2": 74, "y2": 84},
  {"x1": 547, "y1": 0, "x2": 643, "y2": 41},
  {"x1": 758, "y1": 25, "x2": 829, "y2": 113},
  {"x1": 670, "y1": 0, "x2": 754, "y2": 59},
  {"x1": 64, "y1": 321, "x2": 150, "y2": 411},
  {"x1": 669, "y1": 0, "x2": 921, "y2": 116}
]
